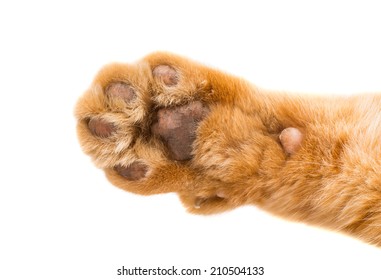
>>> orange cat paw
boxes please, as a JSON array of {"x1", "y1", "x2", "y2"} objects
[
  {"x1": 75, "y1": 52, "x2": 292, "y2": 213},
  {"x1": 75, "y1": 52, "x2": 225, "y2": 197}
]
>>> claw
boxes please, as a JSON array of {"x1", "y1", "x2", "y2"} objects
[
  {"x1": 216, "y1": 189, "x2": 227, "y2": 199},
  {"x1": 194, "y1": 197, "x2": 206, "y2": 209}
]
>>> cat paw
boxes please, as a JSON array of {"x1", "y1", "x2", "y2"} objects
[
  {"x1": 75, "y1": 52, "x2": 302, "y2": 213},
  {"x1": 75, "y1": 52, "x2": 220, "y2": 197}
]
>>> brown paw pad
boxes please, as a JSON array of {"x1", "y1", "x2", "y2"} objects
[
  {"x1": 279, "y1": 127, "x2": 303, "y2": 155},
  {"x1": 106, "y1": 82, "x2": 136, "y2": 103},
  {"x1": 115, "y1": 162, "x2": 149, "y2": 181},
  {"x1": 151, "y1": 101, "x2": 210, "y2": 161},
  {"x1": 88, "y1": 118, "x2": 116, "y2": 138},
  {"x1": 152, "y1": 65, "x2": 179, "y2": 86}
]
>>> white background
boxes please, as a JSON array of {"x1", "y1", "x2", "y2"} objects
[{"x1": 1, "y1": 1, "x2": 381, "y2": 279}]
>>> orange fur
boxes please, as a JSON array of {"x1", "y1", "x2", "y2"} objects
[{"x1": 75, "y1": 52, "x2": 381, "y2": 247}]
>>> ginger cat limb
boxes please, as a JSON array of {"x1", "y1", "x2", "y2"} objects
[{"x1": 75, "y1": 52, "x2": 381, "y2": 247}]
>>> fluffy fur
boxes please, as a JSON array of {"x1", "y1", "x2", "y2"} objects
[{"x1": 75, "y1": 52, "x2": 381, "y2": 247}]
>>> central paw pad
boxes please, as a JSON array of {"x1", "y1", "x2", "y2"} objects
[{"x1": 151, "y1": 101, "x2": 210, "y2": 161}]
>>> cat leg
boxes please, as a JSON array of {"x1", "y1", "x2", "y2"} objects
[{"x1": 75, "y1": 53, "x2": 381, "y2": 246}]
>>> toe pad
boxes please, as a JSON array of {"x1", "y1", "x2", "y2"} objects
[
  {"x1": 115, "y1": 162, "x2": 149, "y2": 181},
  {"x1": 152, "y1": 65, "x2": 179, "y2": 86},
  {"x1": 106, "y1": 82, "x2": 136, "y2": 103},
  {"x1": 88, "y1": 118, "x2": 116, "y2": 138}
]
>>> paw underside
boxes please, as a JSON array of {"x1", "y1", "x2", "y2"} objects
[{"x1": 75, "y1": 52, "x2": 302, "y2": 213}]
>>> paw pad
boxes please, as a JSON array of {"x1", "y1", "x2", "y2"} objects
[
  {"x1": 88, "y1": 118, "x2": 116, "y2": 138},
  {"x1": 106, "y1": 82, "x2": 136, "y2": 103},
  {"x1": 151, "y1": 101, "x2": 210, "y2": 161},
  {"x1": 115, "y1": 162, "x2": 149, "y2": 181},
  {"x1": 152, "y1": 65, "x2": 179, "y2": 86},
  {"x1": 279, "y1": 127, "x2": 303, "y2": 155}
]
